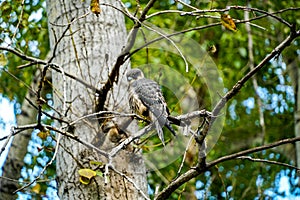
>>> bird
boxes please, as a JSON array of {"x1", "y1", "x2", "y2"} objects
[{"x1": 126, "y1": 68, "x2": 176, "y2": 145}]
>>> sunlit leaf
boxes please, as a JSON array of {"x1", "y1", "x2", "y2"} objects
[
  {"x1": 89, "y1": 160, "x2": 104, "y2": 167},
  {"x1": 32, "y1": 183, "x2": 41, "y2": 194},
  {"x1": 78, "y1": 168, "x2": 97, "y2": 185},
  {"x1": 95, "y1": 171, "x2": 103, "y2": 177},
  {"x1": 0, "y1": 1, "x2": 12, "y2": 17},
  {"x1": 37, "y1": 130, "x2": 50, "y2": 140},
  {"x1": 0, "y1": 53, "x2": 8, "y2": 66},
  {"x1": 221, "y1": 14, "x2": 237, "y2": 32},
  {"x1": 90, "y1": 0, "x2": 101, "y2": 16}
]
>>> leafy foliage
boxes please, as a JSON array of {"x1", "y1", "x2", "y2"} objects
[
  {"x1": 0, "y1": 0, "x2": 49, "y2": 102},
  {"x1": 0, "y1": 0, "x2": 300, "y2": 199},
  {"x1": 126, "y1": 0, "x2": 300, "y2": 199}
]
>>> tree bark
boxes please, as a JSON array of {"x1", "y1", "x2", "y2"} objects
[
  {"x1": 0, "y1": 69, "x2": 44, "y2": 199},
  {"x1": 290, "y1": 59, "x2": 300, "y2": 168},
  {"x1": 46, "y1": 0, "x2": 147, "y2": 199}
]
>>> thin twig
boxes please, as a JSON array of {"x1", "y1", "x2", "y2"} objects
[
  {"x1": 0, "y1": 176, "x2": 55, "y2": 184},
  {"x1": 0, "y1": 47, "x2": 100, "y2": 93},
  {"x1": 49, "y1": 64, "x2": 100, "y2": 93},
  {"x1": 175, "y1": 0, "x2": 198, "y2": 10},
  {"x1": 0, "y1": 127, "x2": 15, "y2": 156},
  {"x1": 0, "y1": 124, "x2": 37, "y2": 142},
  {"x1": 155, "y1": 136, "x2": 300, "y2": 200},
  {"x1": 49, "y1": 12, "x2": 89, "y2": 27},
  {"x1": 108, "y1": 1, "x2": 136, "y2": 21},
  {"x1": 155, "y1": 27, "x2": 300, "y2": 200},
  {"x1": 237, "y1": 156, "x2": 300, "y2": 171},
  {"x1": 96, "y1": 0, "x2": 159, "y2": 111},
  {"x1": 212, "y1": 28, "x2": 300, "y2": 117},
  {"x1": 142, "y1": 22, "x2": 189, "y2": 72},
  {"x1": 12, "y1": 0, "x2": 26, "y2": 41},
  {"x1": 176, "y1": 133, "x2": 194, "y2": 176},
  {"x1": 14, "y1": 131, "x2": 62, "y2": 193},
  {"x1": 0, "y1": 47, "x2": 47, "y2": 65},
  {"x1": 1, "y1": 68, "x2": 36, "y2": 94},
  {"x1": 109, "y1": 124, "x2": 153, "y2": 157}
]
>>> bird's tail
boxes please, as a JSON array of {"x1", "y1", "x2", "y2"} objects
[
  {"x1": 150, "y1": 107, "x2": 177, "y2": 146},
  {"x1": 154, "y1": 120, "x2": 165, "y2": 146},
  {"x1": 165, "y1": 121, "x2": 176, "y2": 136}
]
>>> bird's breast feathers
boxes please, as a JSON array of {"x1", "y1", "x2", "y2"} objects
[
  {"x1": 129, "y1": 78, "x2": 168, "y2": 119},
  {"x1": 129, "y1": 91, "x2": 149, "y2": 118}
]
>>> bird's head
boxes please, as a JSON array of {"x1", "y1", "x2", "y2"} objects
[{"x1": 126, "y1": 68, "x2": 144, "y2": 83}]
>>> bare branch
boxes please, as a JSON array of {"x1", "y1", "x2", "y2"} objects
[
  {"x1": 176, "y1": 133, "x2": 194, "y2": 176},
  {"x1": 146, "y1": 10, "x2": 186, "y2": 19},
  {"x1": 0, "y1": 47, "x2": 47, "y2": 65},
  {"x1": 109, "y1": 124, "x2": 153, "y2": 158},
  {"x1": 155, "y1": 27, "x2": 300, "y2": 200},
  {"x1": 129, "y1": 7, "x2": 299, "y2": 60},
  {"x1": 11, "y1": 0, "x2": 26, "y2": 42},
  {"x1": 0, "y1": 127, "x2": 15, "y2": 157},
  {"x1": 45, "y1": 125, "x2": 109, "y2": 158},
  {"x1": 49, "y1": 64, "x2": 100, "y2": 93},
  {"x1": 174, "y1": 0, "x2": 198, "y2": 10},
  {"x1": 0, "y1": 124, "x2": 37, "y2": 142},
  {"x1": 0, "y1": 47, "x2": 100, "y2": 93},
  {"x1": 155, "y1": 136, "x2": 300, "y2": 200},
  {"x1": 181, "y1": 6, "x2": 299, "y2": 28},
  {"x1": 176, "y1": 110, "x2": 212, "y2": 121},
  {"x1": 237, "y1": 156, "x2": 300, "y2": 171},
  {"x1": 14, "y1": 133, "x2": 62, "y2": 193},
  {"x1": 96, "y1": 0, "x2": 158, "y2": 111},
  {"x1": 230, "y1": 5, "x2": 292, "y2": 27},
  {"x1": 212, "y1": 27, "x2": 300, "y2": 117}
]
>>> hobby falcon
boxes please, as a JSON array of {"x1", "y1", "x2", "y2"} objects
[{"x1": 126, "y1": 68, "x2": 176, "y2": 145}]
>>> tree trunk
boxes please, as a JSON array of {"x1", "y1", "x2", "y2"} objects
[
  {"x1": 46, "y1": 0, "x2": 147, "y2": 199},
  {"x1": 291, "y1": 59, "x2": 300, "y2": 168},
  {"x1": 0, "y1": 69, "x2": 43, "y2": 199}
]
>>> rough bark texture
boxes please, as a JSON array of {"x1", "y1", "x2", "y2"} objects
[
  {"x1": 46, "y1": 0, "x2": 147, "y2": 199},
  {"x1": 0, "y1": 69, "x2": 43, "y2": 199}
]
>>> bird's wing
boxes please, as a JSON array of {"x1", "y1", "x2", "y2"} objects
[
  {"x1": 132, "y1": 78, "x2": 167, "y2": 122},
  {"x1": 132, "y1": 78, "x2": 176, "y2": 144}
]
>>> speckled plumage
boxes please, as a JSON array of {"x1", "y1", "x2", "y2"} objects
[{"x1": 126, "y1": 68, "x2": 176, "y2": 145}]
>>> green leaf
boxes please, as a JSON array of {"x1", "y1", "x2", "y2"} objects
[{"x1": 0, "y1": 53, "x2": 8, "y2": 66}]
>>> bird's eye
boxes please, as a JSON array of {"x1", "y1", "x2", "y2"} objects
[{"x1": 127, "y1": 76, "x2": 133, "y2": 81}]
